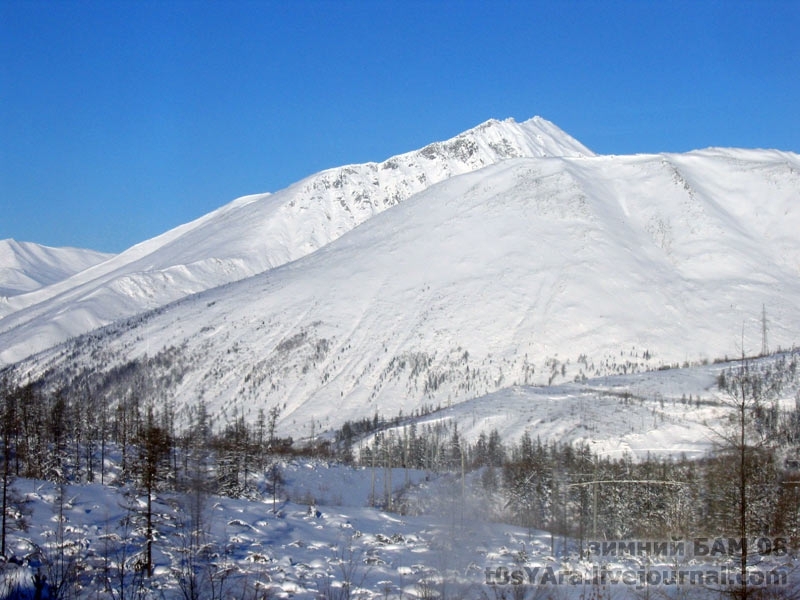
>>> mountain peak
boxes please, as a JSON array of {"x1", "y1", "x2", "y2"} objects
[
  {"x1": 434, "y1": 116, "x2": 595, "y2": 161},
  {"x1": 388, "y1": 116, "x2": 591, "y2": 182}
]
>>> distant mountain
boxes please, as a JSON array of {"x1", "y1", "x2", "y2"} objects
[
  {"x1": 10, "y1": 143, "x2": 800, "y2": 440},
  {"x1": 0, "y1": 239, "x2": 113, "y2": 297},
  {"x1": 0, "y1": 117, "x2": 592, "y2": 365}
]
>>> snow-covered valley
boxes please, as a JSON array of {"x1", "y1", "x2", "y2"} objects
[
  {"x1": 2, "y1": 116, "x2": 800, "y2": 598},
  {"x1": 2, "y1": 351, "x2": 800, "y2": 598}
]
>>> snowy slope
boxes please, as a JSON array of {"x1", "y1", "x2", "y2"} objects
[
  {"x1": 0, "y1": 117, "x2": 590, "y2": 364},
  {"x1": 0, "y1": 239, "x2": 113, "y2": 297},
  {"x1": 376, "y1": 352, "x2": 800, "y2": 462},
  {"x1": 10, "y1": 146, "x2": 800, "y2": 441}
]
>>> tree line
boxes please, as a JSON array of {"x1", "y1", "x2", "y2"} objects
[
  {"x1": 1, "y1": 349, "x2": 798, "y2": 598},
  {"x1": 346, "y1": 352, "x2": 800, "y2": 555}
]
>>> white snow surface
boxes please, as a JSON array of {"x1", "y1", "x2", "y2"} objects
[
  {"x1": 0, "y1": 239, "x2": 113, "y2": 297},
  {"x1": 377, "y1": 358, "x2": 779, "y2": 462},
  {"x1": 7, "y1": 143, "x2": 800, "y2": 442},
  {"x1": 0, "y1": 117, "x2": 590, "y2": 364},
  {"x1": 3, "y1": 457, "x2": 796, "y2": 599}
]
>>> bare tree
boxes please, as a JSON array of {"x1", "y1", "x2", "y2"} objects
[
  {"x1": 711, "y1": 347, "x2": 784, "y2": 599},
  {"x1": 137, "y1": 404, "x2": 171, "y2": 577}
]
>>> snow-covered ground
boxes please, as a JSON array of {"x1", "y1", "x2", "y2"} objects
[
  {"x1": 3, "y1": 455, "x2": 796, "y2": 599},
  {"x1": 3, "y1": 355, "x2": 800, "y2": 598},
  {"x1": 386, "y1": 359, "x2": 741, "y2": 461}
]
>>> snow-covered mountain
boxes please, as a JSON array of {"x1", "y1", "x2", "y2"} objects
[
  {"x1": 9, "y1": 141, "x2": 800, "y2": 440},
  {"x1": 0, "y1": 117, "x2": 592, "y2": 364},
  {"x1": 0, "y1": 239, "x2": 113, "y2": 297}
]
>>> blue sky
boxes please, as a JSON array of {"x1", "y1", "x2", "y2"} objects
[{"x1": 2, "y1": 0, "x2": 798, "y2": 253}]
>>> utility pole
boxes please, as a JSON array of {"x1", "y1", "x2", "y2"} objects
[{"x1": 761, "y1": 304, "x2": 769, "y2": 356}]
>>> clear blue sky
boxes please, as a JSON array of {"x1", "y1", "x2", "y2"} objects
[{"x1": 2, "y1": 0, "x2": 798, "y2": 253}]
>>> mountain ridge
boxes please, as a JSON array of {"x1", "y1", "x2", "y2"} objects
[
  {"x1": 8, "y1": 146, "x2": 800, "y2": 439},
  {"x1": 0, "y1": 116, "x2": 590, "y2": 364},
  {"x1": 0, "y1": 239, "x2": 114, "y2": 298}
]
